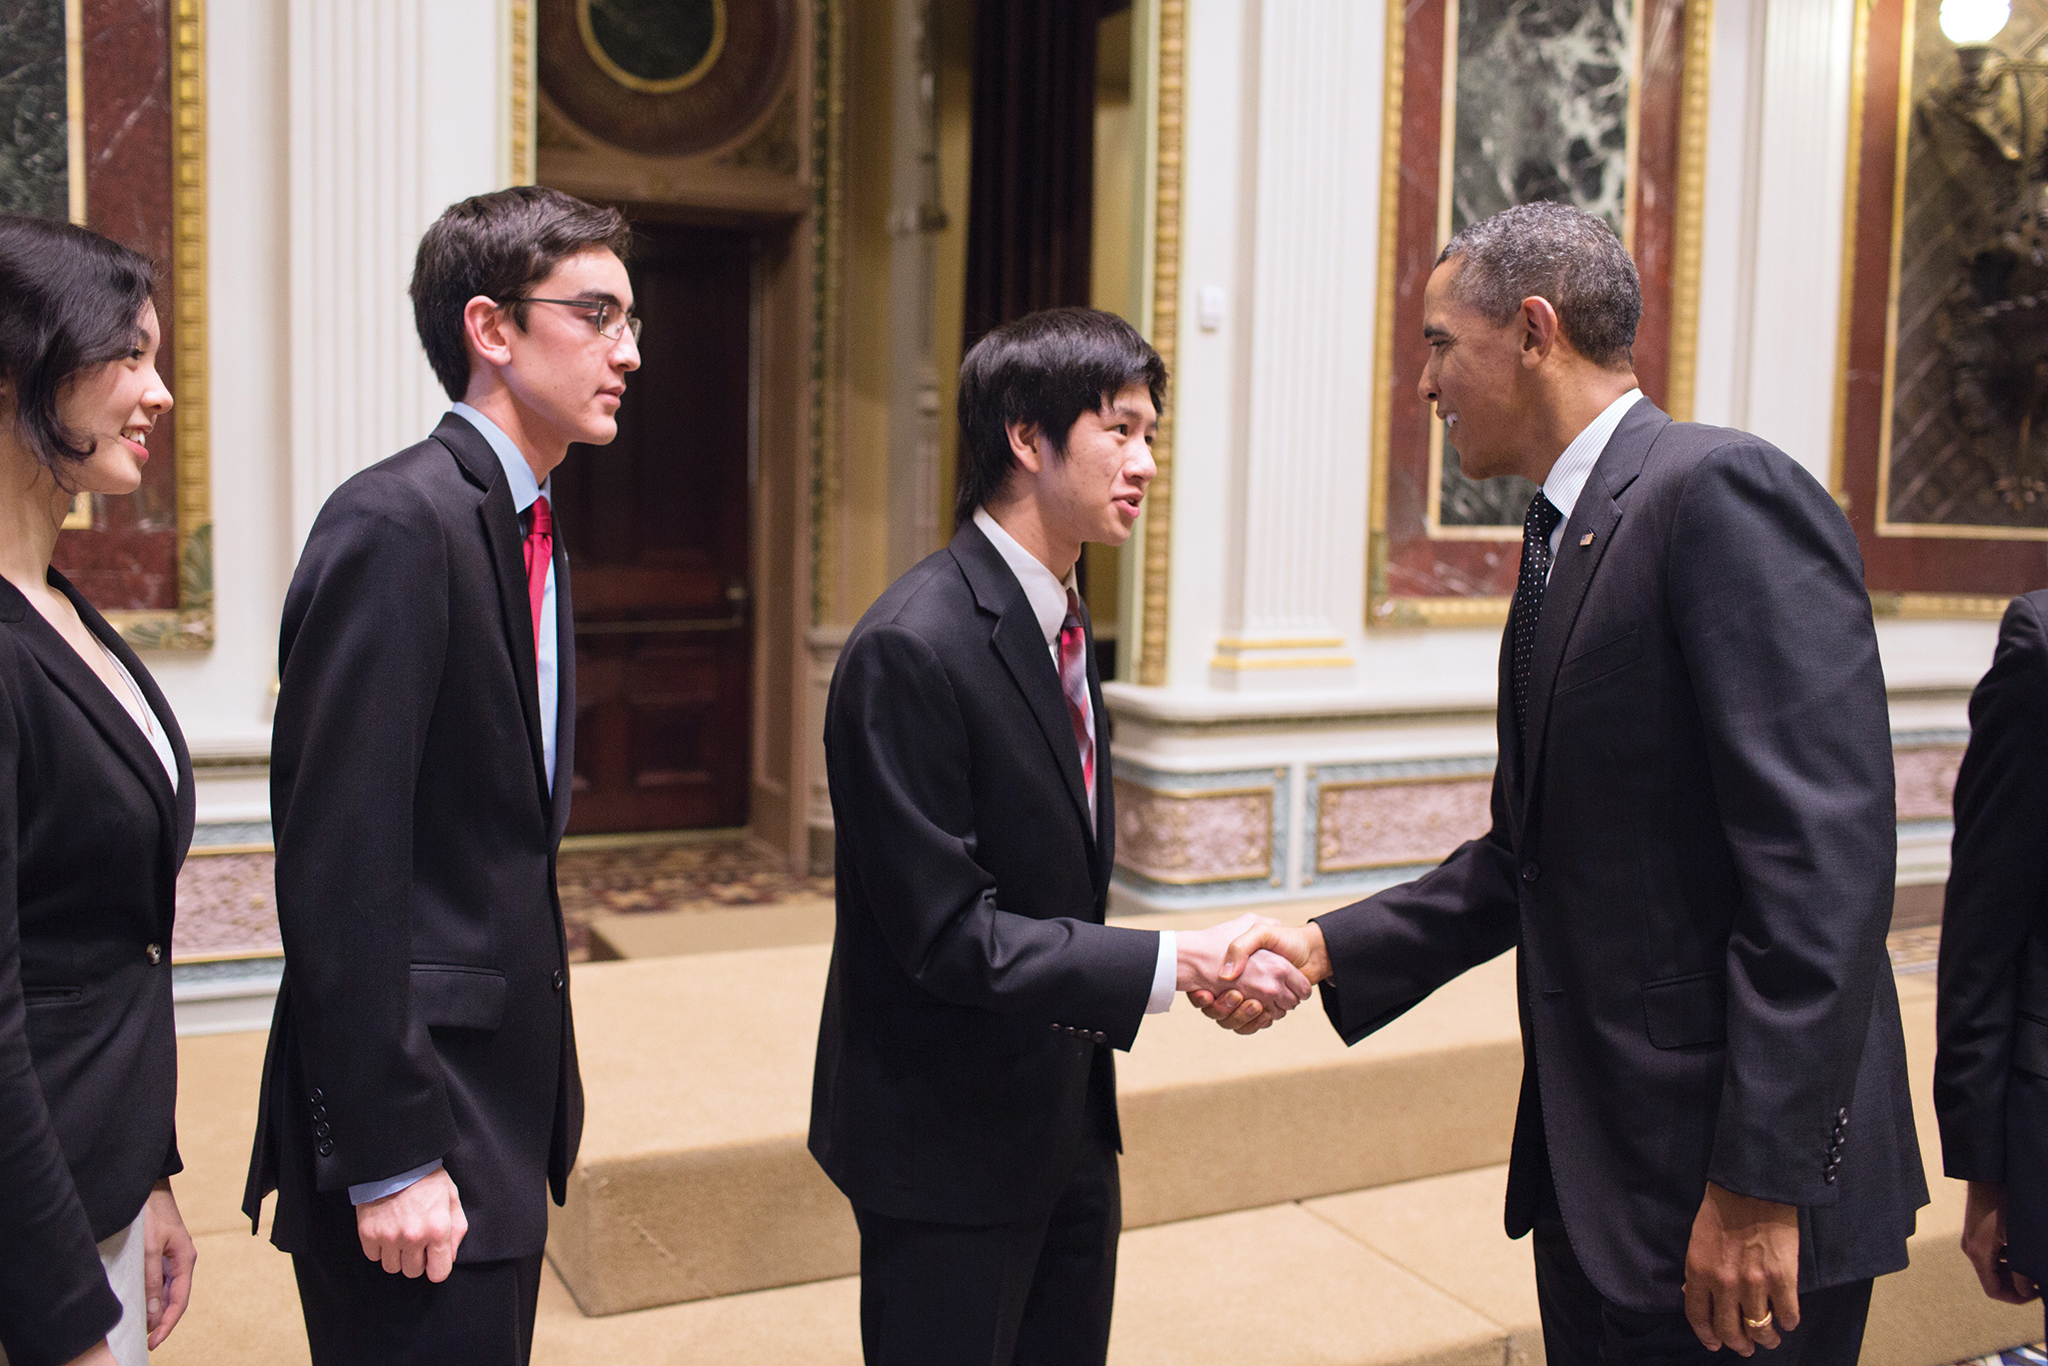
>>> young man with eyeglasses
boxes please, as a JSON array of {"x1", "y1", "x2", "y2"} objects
[{"x1": 244, "y1": 186, "x2": 639, "y2": 1365}]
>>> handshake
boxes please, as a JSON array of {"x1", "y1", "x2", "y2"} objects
[{"x1": 1173, "y1": 914, "x2": 1333, "y2": 1035}]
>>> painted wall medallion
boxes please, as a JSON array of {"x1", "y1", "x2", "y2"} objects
[{"x1": 541, "y1": 0, "x2": 793, "y2": 156}]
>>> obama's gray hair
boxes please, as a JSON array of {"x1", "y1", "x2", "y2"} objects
[{"x1": 1436, "y1": 201, "x2": 1641, "y2": 370}]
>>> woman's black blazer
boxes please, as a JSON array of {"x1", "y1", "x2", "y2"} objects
[{"x1": 0, "y1": 569, "x2": 193, "y2": 1366}]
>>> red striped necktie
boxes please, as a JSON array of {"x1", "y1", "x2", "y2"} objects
[
  {"x1": 523, "y1": 495, "x2": 552, "y2": 653},
  {"x1": 1057, "y1": 588, "x2": 1095, "y2": 808}
]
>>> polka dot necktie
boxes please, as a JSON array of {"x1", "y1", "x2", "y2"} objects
[{"x1": 1511, "y1": 491, "x2": 1563, "y2": 740}]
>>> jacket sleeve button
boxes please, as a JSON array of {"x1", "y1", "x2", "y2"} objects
[
  {"x1": 551, "y1": 969, "x2": 565, "y2": 991},
  {"x1": 316, "y1": 1140, "x2": 334, "y2": 1158},
  {"x1": 1093, "y1": 1031, "x2": 1106, "y2": 1043}
]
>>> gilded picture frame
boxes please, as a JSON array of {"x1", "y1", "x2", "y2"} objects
[
  {"x1": 1365, "y1": 0, "x2": 1711, "y2": 629},
  {"x1": 46, "y1": 0, "x2": 212, "y2": 649},
  {"x1": 1833, "y1": 0, "x2": 2046, "y2": 617}
]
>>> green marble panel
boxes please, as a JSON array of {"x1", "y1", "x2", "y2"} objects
[
  {"x1": 1440, "y1": 0, "x2": 1636, "y2": 530},
  {"x1": 0, "y1": 0, "x2": 68, "y2": 222}
]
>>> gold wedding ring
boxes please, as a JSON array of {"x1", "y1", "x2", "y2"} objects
[{"x1": 1742, "y1": 1310, "x2": 1774, "y2": 1331}]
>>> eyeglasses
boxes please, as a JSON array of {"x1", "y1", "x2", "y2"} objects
[{"x1": 498, "y1": 295, "x2": 642, "y2": 343}]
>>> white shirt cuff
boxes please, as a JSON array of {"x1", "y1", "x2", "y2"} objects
[
  {"x1": 1146, "y1": 930, "x2": 1177, "y2": 1014},
  {"x1": 348, "y1": 1159, "x2": 444, "y2": 1206}
]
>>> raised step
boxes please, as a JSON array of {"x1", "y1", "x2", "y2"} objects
[{"x1": 544, "y1": 909, "x2": 1524, "y2": 1315}]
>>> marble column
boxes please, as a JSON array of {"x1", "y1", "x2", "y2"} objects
[
  {"x1": 287, "y1": 0, "x2": 511, "y2": 546},
  {"x1": 1210, "y1": 0, "x2": 1376, "y2": 690}
]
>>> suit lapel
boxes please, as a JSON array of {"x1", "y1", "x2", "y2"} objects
[
  {"x1": 549, "y1": 533, "x2": 576, "y2": 845},
  {"x1": 1518, "y1": 401, "x2": 1670, "y2": 806},
  {"x1": 951, "y1": 524, "x2": 1096, "y2": 843},
  {"x1": 4, "y1": 574, "x2": 186, "y2": 899},
  {"x1": 434, "y1": 419, "x2": 550, "y2": 816},
  {"x1": 1083, "y1": 601, "x2": 1112, "y2": 883}
]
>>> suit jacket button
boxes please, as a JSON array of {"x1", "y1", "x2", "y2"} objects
[
  {"x1": 552, "y1": 969, "x2": 565, "y2": 991},
  {"x1": 314, "y1": 1122, "x2": 330, "y2": 1138},
  {"x1": 1050, "y1": 1023, "x2": 1062, "y2": 1031},
  {"x1": 1093, "y1": 1031, "x2": 1106, "y2": 1043},
  {"x1": 311, "y1": 1088, "x2": 324, "y2": 1102},
  {"x1": 145, "y1": 943, "x2": 163, "y2": 965},
  {"x1": 316, "y1": 1140, "x2": 334, "y2": 1157},
  {"x1": 1520, "y1": 864, "x2": 1540, "y2": 884}
]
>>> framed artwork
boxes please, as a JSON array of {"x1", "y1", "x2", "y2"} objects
[
  {"x1": 1366, "y1": 0, "x2": 1710, "y2": 627},
  {"x1": 1, "y1": 0, "x2": 211, "y2": 647},
  {"x1": 1835, "y1": 0, "x2": 2048, "y2": 614}
]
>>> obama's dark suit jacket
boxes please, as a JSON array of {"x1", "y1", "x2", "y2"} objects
[
  {"x1": 1312, "y1": 401, "x2": 1927, "y2": 1313},
  {"x1": 810, "y1": 520, "x2": 1157, "y2": 1228},
  {"x1": 243, "y1": 413, "x2": 582, "y2": 1267},
  {"x1": 1935, "y1": 590, "x2": 2048, "y2": 1279}
]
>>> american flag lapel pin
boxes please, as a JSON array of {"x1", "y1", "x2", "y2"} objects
[{"x1": 1579, "y1": 533, "x2": 1594, "y2": 547}]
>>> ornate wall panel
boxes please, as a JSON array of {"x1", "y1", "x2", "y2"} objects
[
  {"x1": 19, "y1": 0, "x2": 213, "y2": 647},
  {"x1": 1111, "y1": 765, "x2": 1283, "y2": 893},
  {"x1": 1368, "y1": 0, "x2": 1708, "y2": 627},
  {"x1": 1836, "y1": 0, "x2": 2048, "y2": 613}
]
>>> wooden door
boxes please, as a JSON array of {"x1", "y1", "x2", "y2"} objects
[{"x1": 554, "y1": 222, "x2": 754, "y2": 833}]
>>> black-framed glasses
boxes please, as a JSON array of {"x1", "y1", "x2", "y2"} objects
[{"x1": 497, "y1": 295, "x2": 642, "y2": 343}]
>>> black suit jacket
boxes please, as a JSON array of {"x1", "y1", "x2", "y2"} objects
[
  {"x1": 1313, "y1": 402, "x2": 1926, "y2": 1312},
  {"x1": 243, "y1": 413, "x2": 582, "y2": 1263},
  {"x1": 809, "y1": 521, "x2": 1158, "y2": 1226},
  {"x1": 0, "y1": 570, "x2": 194, "y2": 1366},
  {"x1": 1935, "y1": 590, "x2": 2048, "y2": 1278}
]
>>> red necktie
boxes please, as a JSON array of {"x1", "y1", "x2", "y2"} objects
[
  {"x1": 523, "y1": 495, "x2": 552, "y2": 652},
  {"x1": 1058, "y1": 589, "x2": 1095, "y2": 808}
]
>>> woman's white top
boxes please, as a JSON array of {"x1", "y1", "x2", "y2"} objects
[{"x1": 95, "y1": 638, "x2": 178, "y2": 791}]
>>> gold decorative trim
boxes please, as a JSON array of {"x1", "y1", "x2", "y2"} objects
[
  {"x1": 1869, "y1": 592, "x2": 2013, "y2": 620},
  {"x1": 810, "y1": 0, "x2": 845, "y2": 627},
  {"x1": 1213, "y1": 636, "x2": 1344, "y2": 650},
  {"x1": 1136, "y1": 0, "x2": 1184, "y2": 687},
  {"x1": 1208, "y1": 655, "x2": 1353, "y2": 672},
  {"x1": 1666, "y1": 0, "x2": 1711, "y2": 423},
  {"x1": 1829, "y1": 0, "x2": 1871, "y2": 496},
  {"x1": 510, "y1": 0, "x2": 537, "y2": 184},
  {"x1": 1365, "y1": 0, "x2": 1406, "y2": 625},
  {"x1": 577, "y1": 0, "x2": 727, "y2": 95},
  {"x1": 113, "y1": 0, "x2": 213, "y2": 651},
  {"x1": 1383, "y1": 595, "x2": 1514, "y2": 630},
  {"x1": 64, "y1": 0, "x2": 84, "y2": 223}
]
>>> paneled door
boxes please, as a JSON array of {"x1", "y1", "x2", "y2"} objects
[{"x1": 553, "y1": 221, "x2": 753, "y2": 833}]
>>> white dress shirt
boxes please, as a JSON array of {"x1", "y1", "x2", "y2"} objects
[
  {"x1": 1538, "y1": 388, "x2": 1642, "y2": 579},
  {"x1": 973, "y1": 508, "x2": 1176, "y2": 1015},
  {"x1": 347, "y1": 405, "x2": 562, "y2": 1208},
  {"x1": 454, "y1": 403, "x2": 559, "y2": 789}
]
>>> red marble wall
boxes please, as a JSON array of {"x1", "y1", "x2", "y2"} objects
[{"x1": 50, "y1": 0, "x2": 179, "y2": 612}]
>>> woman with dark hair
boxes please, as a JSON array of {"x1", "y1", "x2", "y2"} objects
[{"x1": 0, "y1": 216, "x2": 198, "y2": 1366}]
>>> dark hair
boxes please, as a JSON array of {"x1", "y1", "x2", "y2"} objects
[
  {"x1": 955, "y1": 307, "x2": 1168, "y2": 526},
  {"x1": 1436, "y1": 201, "x2": 1641, "y2": 369},
  {"x1": 410, "y1": 186, "x2": 633, "y2": 401},
  {"x1": 0, "y1": 215, "x2": 157, "y2": 471}
]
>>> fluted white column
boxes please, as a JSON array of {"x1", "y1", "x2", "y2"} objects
[
  {"x1": 1738, "y1": 0, "x2": 1857, "y2": 484},
  {"x1": 1211, "y1": 0, "x2": 1378, "y2": 689},
  {"x1": 288, "y1": 0, "x2": 510, "y2": 547}
]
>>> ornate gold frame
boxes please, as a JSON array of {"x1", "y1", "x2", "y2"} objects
[
  {"x1": 1367, "y1": 0, "x2": 1712, "y2": 628},
  {"x1": 1135, "y1": 0, "x2": 1184, "y2": 686},
  {"x1": 1829, "y1": 0, "x2": 2036, "y2": 618},
  {"x1": 510, "y1": 0, "x2": 537, "y2": 184},
  {"x1": 107, "y1": 0, "x2": 212, "y2": 650}
]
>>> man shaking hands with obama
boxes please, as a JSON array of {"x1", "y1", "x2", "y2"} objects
[
  {"x1": 1196, "y1": 204, "x2": 1925, "y2": 1364},
  {"x1": 809, "y1": 308, "x2": 1310, "y2": 1366}
]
